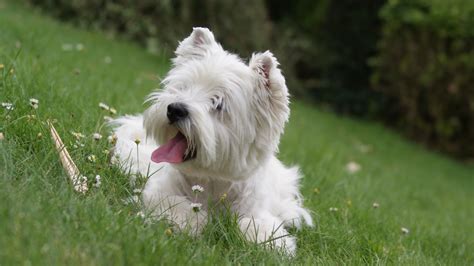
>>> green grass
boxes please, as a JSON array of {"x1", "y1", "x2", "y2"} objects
[{"x1": 1, "y1": 2, "x2": 473, "y2": 265}]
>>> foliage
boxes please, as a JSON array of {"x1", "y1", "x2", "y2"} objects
[
  {"x1": 268, "y1": 0, "x2": 387, "y2": 116},
  {"x1": 26, "y1": 0, "x2": 271, "y2": 56},
  {"x1": 371, "y1": 0, "x2": 474, "y2": 158}
]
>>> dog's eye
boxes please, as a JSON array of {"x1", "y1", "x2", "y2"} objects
[{"x1": 211, "y1": 97, "x2": 223, "y2": 111}]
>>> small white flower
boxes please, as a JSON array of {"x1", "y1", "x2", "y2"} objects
[
  {"x1": 103, "y1": 116, "x2": 113, "y2": 122},
  {"x1": 109, "y1": 107, "x2": 117, "y2": 115},
  {"x1": 191, "y1": 202, "x2": 202, "y2": 212},
  {"x1": 1, "y1": 102, "x2": 14, "y2": 110},
  {"x1": 133, "y1": 188, "x2": 142, "y2": 194},
  {"x1": 0, "y1": 132, "x2": 4, "y2": 141},
  {"x1": 92, "y1": 133, "x2": 102, "y2": 141},
  {"x1": 94, "y1": 175, "x2": 101, "y2": 188},
  {"x1": 401, "y1": 227, "x2": 410, "y2": 235},
  {"x1": 346, "y1": 161, "x2": 361, "y2": 174},
  {"x1": 372, "y1": 202, "x2": 380, "y2": 209},
  {"x1": 102, "y1": 149, "x2": 110, "y2": 155},
  {"x1": 104, "y1": 56, "x2": 112, "y2": 64},
  {"x1": 329, "y1": 207, "x2": 339, "y2": 212},
  {"x1": 87, "y1": 154, "x2": 97, "y2": 163},
  {"x1": 61, "y1": 43, "x2": 73, "y2": 51},
  {"x1": 71, "y1": 131, "x2": 85, "y2": 140},
  {"x1": 99, "y1": 102, "x2": 110, "y2": 111},
  {"x1": 191, "y1": 185, "x2": 204, "y2": 193},
  {"x1": 30, "y1": 98, "x2": 39, "y2": 105},
  {"x1": 29, "y1": 98, "x2": 39, "y2": 109},
  {"x1": 76, "y1": 43, "x2": 84, "y2": 51},
  {"x1": 136, "y1": 211, "x2": 145, "y2": 218},
  {"x1": 108, "y1": 134, "x2": 118, "y2": 145}
]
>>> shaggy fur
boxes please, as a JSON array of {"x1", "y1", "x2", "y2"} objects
[{"x1": 112, "y1": 28, "x2": 312, "y2": 254}]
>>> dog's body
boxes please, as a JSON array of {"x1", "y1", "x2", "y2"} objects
[{"x1": 113, "y1": 28, "x2": 312, "y2": 253}]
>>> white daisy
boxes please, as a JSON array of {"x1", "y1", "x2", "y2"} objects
[
  {"x1": 108, "y1": 134, "x2": 118, "y2": 145},
  {"x1": 29, "y1": 98, "x2": 39, "y2": 109},
  {"x1": 192, "y1": 185, "x2": 204, "y2": 193},
  {"x1": 99, "y1": 102, "x2": 110, "y2": 110},
  {"x1": 61, "y1": 43, "x2": 73, "y2": 51},
  {"x1": 191, "y1": 202, "x2": 202, "y2": 212},
  {"x1": 104, "y1": 56, "x2": 112, "y2": 64},
  {"x1": 76, "y1": 43, "x2": 84, "y2": 51},
  {"x1": 71, "y1": 131, "x2": 85, "y2": 140},
  {"x1": 87, "y1": 154, "x2": 96, "y2": 163},
  {"x1": 1, "y1": 102, "x2": 14, "y2": 110},
  {"x1": 94, "y1": 175, "x2": 101, "y2": 188},
  {"x1": 346, "y1": 161, "x2": 361, "y2": 174},
  {"x1": 92, "y1": 133, "x2": 102, "y2": 141}
]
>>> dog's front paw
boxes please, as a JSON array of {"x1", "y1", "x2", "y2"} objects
[{"x1": 239, "y1": 217, "x2": 296, "y2": 255}]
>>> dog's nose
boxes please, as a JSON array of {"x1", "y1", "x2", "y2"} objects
[{"x1": 167, "y1": 103, "x2": 189, "y2": 123}]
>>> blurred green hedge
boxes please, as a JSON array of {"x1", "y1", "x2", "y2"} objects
[
  {"x1": 28, "y1": 0, "x2": 384, "y2": 117},
  {"x1": 371, "y1": 0, "x2": 474, "y2": 158},
  {"x1": 27, "y1": 0, "x2": 474, "y2": 158},
  {"x1": 268, "y1": 0, "x2": 386, "y2": 116},
  {"x1": 27, "y1": 0, "x2": 271, "y2": 56}
]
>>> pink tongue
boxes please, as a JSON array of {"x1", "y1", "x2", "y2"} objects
[{"x1": 151, "y1": 132, "x2": 188, "y2": 164}]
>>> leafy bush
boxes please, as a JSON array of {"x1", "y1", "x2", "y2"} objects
[
  {"x1": 29, "y1": 0, "x2": 386, "y2": 116},
  {"x1": 371, "y1": 0, "x2": 474, "y2": 158},
  {"x1": 268, "y1": 0, "x2": 387, "y2": 116},
  {"x1": 27, "y1": 0, "x2": 271, "y2": 56}
]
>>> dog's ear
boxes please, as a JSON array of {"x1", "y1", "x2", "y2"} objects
[
  {"x1": 249, "y1": 51, "x2": 289, "y2": 108},
  {"x1": 174, "y1": 27, "x2": 221, "y2": 64},
  {"x1": 249, "y1": 51, "x2": 290, "y2": 138}
]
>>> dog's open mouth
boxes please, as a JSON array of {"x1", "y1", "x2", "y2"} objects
[{"x1": 151, "y1": 132, "x2": 196, "y2": 164}]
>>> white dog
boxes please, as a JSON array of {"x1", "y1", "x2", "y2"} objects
[{"x1": 112, "y1": 28, "x2": 312, "y2": 254}]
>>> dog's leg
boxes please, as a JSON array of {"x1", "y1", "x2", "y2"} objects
[
  {"x1": 145, "y1": 194, "x2": 207, "y2": 234},
  {"x1": 239, "y1": 212, "x2": 296, "y2": 255},
  {"x1": 143, "y1": 172, "x2": 207, "y2": 234}
]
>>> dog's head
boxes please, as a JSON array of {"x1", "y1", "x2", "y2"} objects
[{"x1": 144, "y1": 28, "x2": 290, "y2": 181}]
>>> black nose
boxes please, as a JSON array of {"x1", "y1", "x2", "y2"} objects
[{"x1": 167, "y1": 103, "x2": 189, "y2": 123}]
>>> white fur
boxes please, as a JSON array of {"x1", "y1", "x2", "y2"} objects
[{"x1": 112, "y1": 28, "x2": 313, "y2": 254}]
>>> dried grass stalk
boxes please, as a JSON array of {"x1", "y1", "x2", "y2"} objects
[{"x1": 48, "y1": 120, "x2": 88, "y2": 193}]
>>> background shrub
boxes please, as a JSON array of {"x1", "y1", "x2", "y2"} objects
[
  {"x1": 27, "y1": 0, "x2": 271, "y2": 56},
  {"x1": 268, "y1": 0, "x2": 386, "y2": 116},
  {"x1": 371, "y1": 0, "x2": 474, "y2": 158},
  {"x1": 26, "y1": 0, "x2": 474, "y2": 158}
]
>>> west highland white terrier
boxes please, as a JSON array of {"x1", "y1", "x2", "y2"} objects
[{"x1": 112, "y1": 27, "x2": 313, "y2": 254}]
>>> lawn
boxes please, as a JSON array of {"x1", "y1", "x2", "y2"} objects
[{"x1": 1, "y1": 2, "x2": 473, "y2": 265}]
